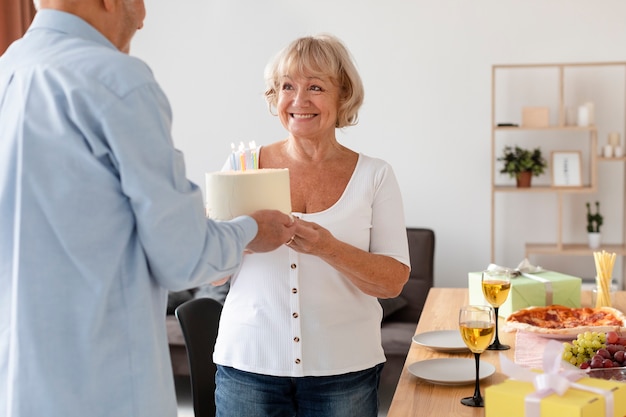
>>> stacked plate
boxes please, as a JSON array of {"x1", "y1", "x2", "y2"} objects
[{"x1": 408, "y1": 330, "x2": 495, "y2": 385}]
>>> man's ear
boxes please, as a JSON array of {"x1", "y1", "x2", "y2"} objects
[{"x1": 101, "y1": 0, "x2": 117, "y2": 12}]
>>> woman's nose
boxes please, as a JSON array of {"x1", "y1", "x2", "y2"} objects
[{"x1": 292, "y1": 89, "x2": 309, "y2": 105}]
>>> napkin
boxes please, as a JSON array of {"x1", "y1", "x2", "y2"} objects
[{"x1": 514, "y1": 332, "x2": 551, "y2": 369}]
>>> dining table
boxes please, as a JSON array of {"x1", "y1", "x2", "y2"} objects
[{"x1": 386, "y1": 287, "x2": 625, "y2": 417}]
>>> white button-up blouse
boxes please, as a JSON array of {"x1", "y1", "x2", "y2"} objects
[{"x1": 214, "y1": 154, "x2": 411, "y2": 377}]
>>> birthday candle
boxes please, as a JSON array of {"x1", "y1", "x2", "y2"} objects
[
  {"x1": 238, "y1": 142, "x2": 246, "y2": 171},
  {"x1": 249, "y1": 141, "x2": 258, "y2": 169},
  {"x1": 230, "y1": 143, "x2": 237, "y2": 170}
]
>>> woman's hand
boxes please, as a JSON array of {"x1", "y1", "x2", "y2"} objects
[
  {"x1": 283, "y1": 217, "x2": 330, "y2": 255},
  {"x1": 286, "y1": 218, "x2": 409, "y2": 298}
]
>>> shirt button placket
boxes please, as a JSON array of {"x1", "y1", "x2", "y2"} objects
[{"x1": 289, "y1": 251, "x2": 302, "y2": 369}]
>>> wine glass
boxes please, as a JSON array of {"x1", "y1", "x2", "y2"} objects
[
  {"x1": 481, "y1": 268, "x2": 512, "y2": 350},
  {"x1": 458, "y1": 305, "x2": 496, "y2": 407}
]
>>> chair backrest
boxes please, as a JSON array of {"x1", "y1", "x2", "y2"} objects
[
  {"x1": 390, "y1": 228, "x2": 435, "y2": 323},
  {"x1": 175, "y1": 297, "x2": 223, "y2": 417}
]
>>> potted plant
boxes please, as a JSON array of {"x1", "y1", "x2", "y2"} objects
[
  {"x1": 498, "y1": 145, "x2": 547, "y2": 187},
  {"x1": 586, "y1": 201, "x2": 603, "y2": 248}
]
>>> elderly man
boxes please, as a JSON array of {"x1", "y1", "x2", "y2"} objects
[{"x1": 0, "y1": 1, "x2": 296, "y2": 416}]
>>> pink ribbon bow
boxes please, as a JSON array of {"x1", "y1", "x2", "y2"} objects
[{"x1": 500, "y1": 340, "x2": 614, "y2": 417}]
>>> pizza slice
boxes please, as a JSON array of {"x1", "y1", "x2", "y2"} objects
[{"x1": 505, "y1": 305, "x2": 626, "y2": 336}]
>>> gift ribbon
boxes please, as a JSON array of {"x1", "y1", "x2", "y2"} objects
[
  {"x1": 519, "y1": 273, "x2": 553, "y2": 306},
  {"x1": 487, "y1": 263, "x2": 554, "y2": 305},
  {"x1": 500, "y1": 340, "x2": 614, "y2": 417}
]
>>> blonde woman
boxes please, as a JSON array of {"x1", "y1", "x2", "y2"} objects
[{"x1": 214, "y1": 34, "x2": 410, "y2": 417}]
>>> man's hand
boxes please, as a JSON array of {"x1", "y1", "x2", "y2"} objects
[{"x1": 246, "y1": 210, "x2": 296, "y2": 253}]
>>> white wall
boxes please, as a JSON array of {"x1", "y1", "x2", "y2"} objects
[{"x1": 132, "y1": 0, "x2": 626, "y2": 288}]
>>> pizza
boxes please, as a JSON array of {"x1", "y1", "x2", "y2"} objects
[{"x1": 505, "y1": 305, "x2": 626, "y2": 335}]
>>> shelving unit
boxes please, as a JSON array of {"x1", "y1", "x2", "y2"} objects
[{"x1": 490, "y1": 62, "x2": 626, "y2": 288}]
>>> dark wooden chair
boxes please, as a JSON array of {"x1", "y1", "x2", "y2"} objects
[{"x1": 175, "y1": 297, "x2": 223, "y2": 417}]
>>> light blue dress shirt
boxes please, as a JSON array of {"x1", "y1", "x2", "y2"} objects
[{"x1": 0, "y1": 10, "x2": 257, "y2": 417}]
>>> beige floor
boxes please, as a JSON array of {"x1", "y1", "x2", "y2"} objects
[{"x1": 175, "y1": 376, "x2": 391, "y2": 417}]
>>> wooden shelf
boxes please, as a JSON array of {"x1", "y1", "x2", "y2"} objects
[
  {"x1": 494, "y1": 126, "x2": 597, "y2": 132},
  {"x1": 493, "y1": 185, "x2": 595, "y2": 193},
  {"x1": 494, "y1": 61, "x2": 626, "y2": 69},
  {"x1": 491, "y1": 61, "x2": 626, "y2": 288},
  {"x1": 526, "y1": 243, "x2": 626, "y2": 256}
]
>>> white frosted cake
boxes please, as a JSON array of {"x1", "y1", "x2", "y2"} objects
[{"x1": 205, "y1": 168, "x2": 291, "y2": 220}]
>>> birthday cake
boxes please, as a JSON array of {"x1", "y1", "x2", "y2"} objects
[{"x1": 205, "y1": 168, "x2": 291, "y2": 220}]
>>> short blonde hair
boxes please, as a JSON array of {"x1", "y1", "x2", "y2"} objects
[{"x1": 264, "y1": 34, "x2": 364, "y2": 128}]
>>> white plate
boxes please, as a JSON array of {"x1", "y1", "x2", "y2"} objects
[
  {"x1": 407, "y1": 358, "x2": 496, "y2": 386},
  {"x1": 412, "y1": 330, "x2": 469, "y2": 353}
]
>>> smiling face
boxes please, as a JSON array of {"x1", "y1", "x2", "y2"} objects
[
  {"x1": 265, "y1": 35, "x2": 364, "y2": 134},
  {"x1": 276, "y1": 74, "x2": 340, "y2": 141}
]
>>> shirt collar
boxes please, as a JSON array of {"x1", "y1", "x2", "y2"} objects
[{"x1": 28, "y1": 9, "x2": 117, "y2": 51}]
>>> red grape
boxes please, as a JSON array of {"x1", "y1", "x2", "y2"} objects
[
  {"x1": 603, "y1": 359, "x2": 615, "y2": 368},
  {"x1": 607, "y1": 331, "x2": 619, "y2": 344},
  {"x1": 615, "y1": 351, "x2": 626, "y2": 363},
  {"x1": 591, "y1": 358, "x2": 604, "y2": 368},
  {"x1": 598, "y1": 348, "x2": 611, "y2": 359}
]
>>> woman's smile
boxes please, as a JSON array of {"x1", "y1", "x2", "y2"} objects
[{"x1": 291, "y1": 113, "x2": 317, "y2": 119}]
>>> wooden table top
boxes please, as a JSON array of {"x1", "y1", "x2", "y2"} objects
[{"x1": 386, "y1": 287, "x2": 624, "y2": 417}]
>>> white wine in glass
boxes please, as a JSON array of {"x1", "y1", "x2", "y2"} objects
[
  {"x1": 481, "y1": 269, "x2": 512, "y2": 350},
  {"x1": 458, "y1": 305, "x2": 495, "y2": 407}
]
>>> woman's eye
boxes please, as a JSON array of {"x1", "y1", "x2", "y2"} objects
[
  {"x1": 281, "y1": 83, "x2": 294, "y2": 91},
  {"x1": 310, "y1": 85, "x2": 323, "y2": 92}
]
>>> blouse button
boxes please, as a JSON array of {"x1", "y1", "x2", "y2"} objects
[
  {"x1": 292, "y1": 312, "x2": 299, "y2": 318},
  {"x1": 293, "y1": 336, "x2": 300, "y2": 342},
  {"x1": 292, "y1": 288, "x2": 298, "y2": 294},
  {"x1": 290, "y1": 263, "x2": 297, "y2": 269},
  {"x1": 295, "y1": 359, "x2": 301, "y2": 364}
]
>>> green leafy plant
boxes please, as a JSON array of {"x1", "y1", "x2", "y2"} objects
[
  {"x1": 586, "y1": 201, "x2": 603, "y2": 233},
  {"x1": 498, "y1": 146, "x2": 547, "y2": 177}
]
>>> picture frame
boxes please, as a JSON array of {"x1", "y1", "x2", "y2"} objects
[{"x1": 551, "y1": 151, "x2": 582, "y2": 187}]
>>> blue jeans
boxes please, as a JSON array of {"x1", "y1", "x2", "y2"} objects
[{"x1": 215, "y1": 364, "x2": 383, "y2": 417}]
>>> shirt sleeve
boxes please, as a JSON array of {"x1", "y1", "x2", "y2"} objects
[
  {"x1": 99, "y1": 82, "x2": 257, "y2": 290},
  {"x1": 370, "y1": 161, "x2": 411, "y2": 268}
]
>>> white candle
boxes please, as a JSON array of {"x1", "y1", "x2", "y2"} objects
[
  {"x1": 578, "y1": 105, "x2": 589, "y2": 127},
  {"x1": 586, "y1": 102, "x2": 595, "y2": 125},
  {"x1": 603, "y1": 144, "x2": 613, "y2": 158},
  {"x1": 615, "y1": 146, "x2": 624, "y2": 158}
]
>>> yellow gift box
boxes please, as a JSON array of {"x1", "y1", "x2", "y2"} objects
[
  {"x1": 468, "y1": 270, "x2": 582, "y2": 318},
  {"x1": 485, "y1": 377, "x2": 626, "y2": 417}
]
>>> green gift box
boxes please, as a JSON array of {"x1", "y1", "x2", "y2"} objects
[{"x1": 468, "y1": 270, "x2": 581, "y2": 318}]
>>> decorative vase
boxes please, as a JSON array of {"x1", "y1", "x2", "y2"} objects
[
  {"x1": 516, "y1": 171, "x2": 532, "y2": 188},
  {"x1": 588, "y1": 232, "x2": 601, "y2": 249}
]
